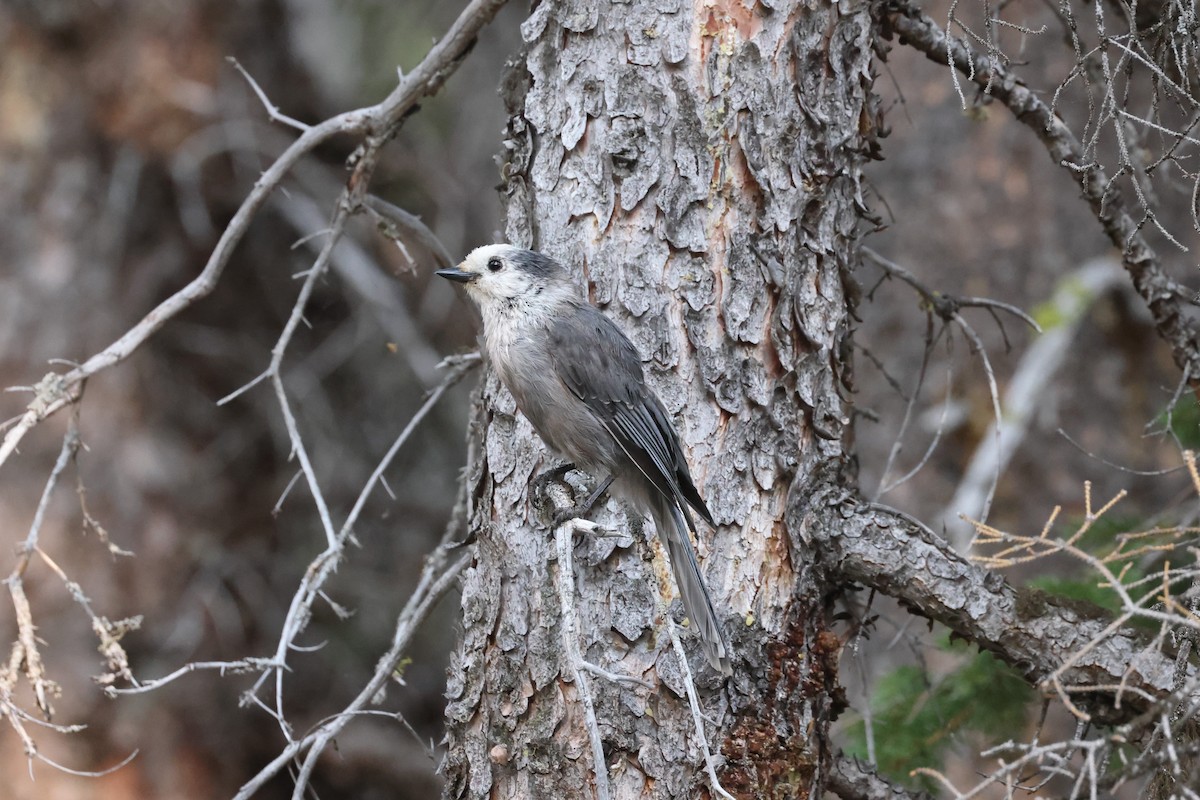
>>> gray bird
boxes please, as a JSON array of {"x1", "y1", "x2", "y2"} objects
[{"x1": 437, "y1": 244, "x2": 732, "y2": 674}]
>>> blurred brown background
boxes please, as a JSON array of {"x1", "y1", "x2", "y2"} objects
[{"x1": 0, "y1": 0, "x2": 1191, "y2": 797}]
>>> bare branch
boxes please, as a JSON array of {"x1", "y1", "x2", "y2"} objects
[
  {"x1": 32, "y1": 748, "x2": 139, "y2": 779},
  {"x1": 46, "y1": 5, "x2": 508, "y2": 780},
  {"x1": 269, "y1": 208, "x2": 350, "y2": 552},
  {"x1": 0, "y1": 0, "x2": 510, "y2": 474},
  {"x1": 0, "y1": 420, "x2": 142, "y2": 781},
  {"x1": 883, "y1": 0, "x2": 1200, "y2": 385},
  {"x1": 862, "y1": 247, "x2": 1041, "y2": 333},
  {"x1": 872, "y1": 312, "x2": 942, "y2": 503},
  {"x1": 251, "y1": 352, "x2": 477, "y2": 743},
  {"x1": 107, "y1": 659, "x2": 286, "y2": 697},
  {"x1": 829, "y1": 754, "x2": 934, "y2": 800},
  {"x1": 554, "y1": 518, "x2": 611, "y2": 800},
  {"x1": 364, "y1": 194, "x2": 457, "y2": 272},
  {"x1": 947, "y1": 313, "x2": 1002, "y2": 536},
  {"x1": 938, "y1": 257, "x2": 1154, "y2": 545},
  {"x1": 799, "y1": 482, "x2": 1177, "y2": 724},
  {"x1": 4, "y1": 424, "x2": 80, "y2": 722},
  {"x1": 237, "y1": 544, "x2": 471, "y2": 799},
  {"x1": 228, "y1": 57, "x2": 311, "y2": 132},
  {"x1": 12, "y1": 424, "x2": 79, "y2": 579},
  {"x1": 665, "y1": 619, "x2": 736, "y2": 800},
  {"x1": 277, "y1": 194, "x2": 448, "y2": 385}
]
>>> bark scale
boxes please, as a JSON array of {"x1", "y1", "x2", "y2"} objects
[{"x1": 444, "y1": 1, "x2": 880, "y2": 797}]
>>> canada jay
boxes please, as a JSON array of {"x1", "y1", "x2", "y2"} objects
[{"x1": 438, "y1": 244, "x2": 732, "y2": 674}]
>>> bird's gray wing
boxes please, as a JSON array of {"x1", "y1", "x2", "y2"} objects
[{"x1": 549, "y1": 304, "x2": 714, "y2": 528}]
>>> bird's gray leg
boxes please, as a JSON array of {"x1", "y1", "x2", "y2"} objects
[{"x1": 580, "y1": 473, "x2": 615, "y2": 512}]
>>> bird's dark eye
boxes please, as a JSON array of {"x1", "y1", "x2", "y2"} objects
[{"x1": 487, "y1": 257, "x2": 503, "y2": 272}]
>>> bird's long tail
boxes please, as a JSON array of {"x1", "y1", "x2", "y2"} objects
[{"x1": 650, "y1": 495, "x2": 732, "y2": 674}]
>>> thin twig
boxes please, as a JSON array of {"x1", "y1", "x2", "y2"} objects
[
  {"x1": 878, "y1": 366, "x2": 954, "y2": 497},
  {"x1": 364, "y1": 195, "x2": 457, "y2": 271},
  {"x1": 283, "y1": 549, "x2": 470, "y2": 799},
  {"x1": 948, "y1": 313, "x2": 1002, "y2": 535},
  {"x1": 580, "y1": 660, "x2": 655, "y2": 690},
  {"x1": 862, "y1": 247, "x2": 1040, "y2": 332},
  {"x1": 228, "y1": 58, "x2": 312, "y2": 132},
  {"x1": 12, "y1": 425, "x2": 79, "y2": 578},
  {"x1": 1058, "y1": 428, "x2": 1181, "y2": 476},
  {"x1": 237, "y1": 437, "x2": 477, "y2": 798},
  {"x1": 107, "y1": 659, "x2": 286, "y2": 697},
  {"x1": 666, "y1": 619, "x2": 735, "y2": 800},
  {"x1": 554, "y1": 518, "x2": 611, "y2": 800},
  {"x1": 873, "y1": 313, "x2": 941, "y2": 502}
]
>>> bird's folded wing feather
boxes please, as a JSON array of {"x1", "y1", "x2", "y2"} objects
[{"x1": 549, "y1": 305, "x2": 714, "y2": 528}]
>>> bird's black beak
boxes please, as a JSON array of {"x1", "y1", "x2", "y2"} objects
[{"x1": 436, "y1": 267, "x2": 477, "y2": 284}]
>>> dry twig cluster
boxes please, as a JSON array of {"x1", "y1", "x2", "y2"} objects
[{"x1": 909, "y1": 454, "x2": 1200, "y2": 798}]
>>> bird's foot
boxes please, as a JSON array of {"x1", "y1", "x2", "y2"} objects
[
  {"x1": 531, "y1": 462, "x2": 580, "y2": 527},
  {"x1": 531, "y1": 467, "x2": 617, "y2": 533},
  {"x1": 531, "y1": 461, "x2": 576, "y2": 506}
]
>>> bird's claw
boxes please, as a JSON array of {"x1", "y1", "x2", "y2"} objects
[
  {"x1": 531, "y1": 462, "x2": 575, "y2": 504},
  {"x1": 531, "y1": 462, "x2": 579, "y2": 528},
  {"x1": 531, "y1": 465, "x2": 615, "y2": 534}
]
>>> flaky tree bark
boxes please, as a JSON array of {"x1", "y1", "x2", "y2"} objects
[{"x1": 444, "y1": 1, "x2": 879, "y2": 797}]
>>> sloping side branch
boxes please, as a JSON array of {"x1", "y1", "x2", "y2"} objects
[
  {"x1": 829, "y1": 755, "x2": 934, "y2": 800},
  {"x1": 794, "y1": 476, "x2": 1176, "y2": 725},
  {"x1": 879, "y1": 0, "x2": 1200, "y2": 385}
]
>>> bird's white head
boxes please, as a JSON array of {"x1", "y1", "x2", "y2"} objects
[{"x1": 437, "y1": 244, "x2": 578, "y2": 318}]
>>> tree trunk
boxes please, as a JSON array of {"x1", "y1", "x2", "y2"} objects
[{"x1": 443, "y1": 1, "x2": 880, "y2": 797}]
